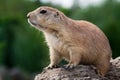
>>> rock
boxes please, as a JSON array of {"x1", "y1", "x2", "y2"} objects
[{"x1": 34, "y1": 57, "x2": 120, "y2": 80}]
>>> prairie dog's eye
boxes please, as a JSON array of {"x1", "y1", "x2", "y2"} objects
[{"x1": 40, "y1": 10, "x2": 47, "y2": 14}]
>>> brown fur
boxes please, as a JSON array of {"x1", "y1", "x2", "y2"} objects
[{"x1": 27, "y1": 6, "x2": 112, "y2": 76}]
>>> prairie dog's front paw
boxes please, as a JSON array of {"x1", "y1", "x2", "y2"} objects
[
  {"x1": 44, "y1": 64, "x2": 59, "y2": 70},
  {"x1": 65, "y1": 64, "x2": 76, "y2": 70}
]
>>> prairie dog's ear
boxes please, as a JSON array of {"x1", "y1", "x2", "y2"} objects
[
  {"x1": 56, "y1": 11, "x2": 59, "y2": 16},
  {"x1": 54, "y1": 11, "x2": 59, "y2": 17}
]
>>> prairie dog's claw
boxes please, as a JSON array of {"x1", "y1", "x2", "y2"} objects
[
  {"x1": 65, "y1": 64, "x2": 75, "y2": 70},
  {"x1": 44, "y1": 64, "x2": 60, "y2": 70}
]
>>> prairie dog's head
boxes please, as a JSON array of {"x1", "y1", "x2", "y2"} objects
[{"x1": 27, "y1": 6, "x2": 66, "y2": 31}]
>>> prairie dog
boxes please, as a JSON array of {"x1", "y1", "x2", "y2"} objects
[{"x1": 27, "y1": 6, "x2": 112, "y2": 76}]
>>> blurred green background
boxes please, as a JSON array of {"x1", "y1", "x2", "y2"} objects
[{"x1": 0, "y1": 0, "x2": 120, "y2": 80}]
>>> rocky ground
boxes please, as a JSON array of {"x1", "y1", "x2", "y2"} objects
[{"x1": 34, "y1": 57, "x2": 120, "y2": 80}]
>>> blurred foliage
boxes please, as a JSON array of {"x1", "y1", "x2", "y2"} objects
[
  {"x1": 0, "y1": 0, "x2": 120, "y2": 79},
  {"x1": 0, "y1": 0, "x2": 49, "y2": 73}
]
